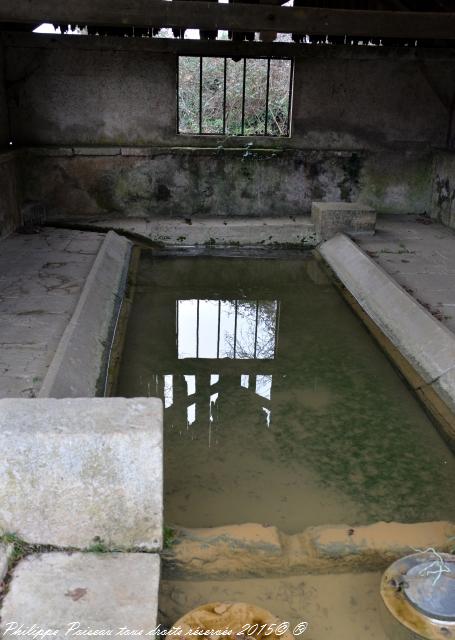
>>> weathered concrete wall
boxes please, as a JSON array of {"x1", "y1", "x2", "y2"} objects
[
  {"x1": 0, "y1": 44, "x2": 20, "y2": 237},
  {"x1": 0, "y1": 151, "x2": 20, "y2": 238},
  {"x1": 431, "y1": 151, "x2": 455, "y2": 230},
  {"x1": 292, "y1": 54, "x2": 455, "y2": 151},
  {"x1": 5, "y1": 38, "x2": 455, "y2": 150},
  {"x1": 4, "y1": 35, "x2": 454, "y2": 218},
  {"x1": 0, "y1": 43, "x2": 9, "y2": 148},
  {"x1": 19, "y1": 147, "x2": 433, "y2": 218},
  {"x1": 6, "y1": 46, "x2": 176, "y2": 147}
]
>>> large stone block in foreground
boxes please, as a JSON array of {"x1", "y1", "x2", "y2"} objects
[
  {"x1": 312, "y1": 201, "x2": 376, "y2": 241},
  {"x1": 0, "y1": 398, "x2": 163, "y2": 549},
  {"x1": 1, "y1": 553, "x2": 160, "y2": 632}
]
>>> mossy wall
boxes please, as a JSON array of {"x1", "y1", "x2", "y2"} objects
[
  {"x1": 19, "y1": 148, "x2": 433, "y2": 219},
  {"x1": 431, "y1": 151, "x2": 455, "y2": 229},
  {"x1": 5, "y1": 35, "x2": 455, "y2": 219}
]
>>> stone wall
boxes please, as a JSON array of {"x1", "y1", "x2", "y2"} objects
[
  {"x1": 0, "y1": 152, "x2": 20, "y2": 238},
  {"x1": 19, "y1": 147, "x2": 433, "y2": 219},
  {"x1": 431, "y1": 151, "x2": 455, "y2": 230},
  {"x1": 0, "y1": 43, "x2": 20, "y2": 238},
  {"x1": 6, "y1": 45, "x2": 176, "y2": 147},
  {"x1": 4, "y1": 34, "x2": 455, "y2": 219},
  {"x1": 292, "y1": 52, "x2": 455, "y2": 151},
  {"x1": 5, "y1": 38, "x2": 455, "y2": 150},
  {"x1": 0, "y1": 44, "x2": 9, "y2": 148}
]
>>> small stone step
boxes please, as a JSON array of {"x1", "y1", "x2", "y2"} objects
[
  {"x1": 311, "y1": 202, "x2": 376, "y2": 241},
  {"x1": 0, "y1": 553, "x2": 160, "y2": 632}
]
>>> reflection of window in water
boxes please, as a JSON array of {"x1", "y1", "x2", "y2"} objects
[
  {"x1": 177, "y1": 299, "x2": 279, "y2": 359},
  {"x1": 162, "y1": 372, "x2": 273, "y2": 435},
  {"x1": 162, "y1": 300, "x2": 279, "y2": 441},
  {"x1": 163, "y1": 374, "x2": 173, "y2": 408}
]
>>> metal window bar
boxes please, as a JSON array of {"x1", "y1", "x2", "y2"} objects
[
  {"x1": 176, "y1": 56, "x2": 180, "y2": 135},
  {"x1": 241, "y1": 57, "x2": 247, "y2": 136},
  {"x1": 179, "y1": 56, "x2": 292, "y2": 137},
  {"x1": 196, "y1": 299, "x2": 200, "y2": 358},
  {"x1": 286, "y1": 58, "x2": 294, "y2": 136},
  {"x1": 217, "y1": 299, "x2": 221, "y2": 358},
  {"x1": 273, "y1": 301, "x2": 280, "y2": 359},
  {"x1": 222, "y1": 58, "x2": 227, "y2": 136},
  {"x1": 199, "y1": 56, "x2": 203, "y2": 135},
  {"x1": 233, "y1": 300, "x2": 238, "y2": 358},
  {"x1": 264, "y1": 58, "x2": 271, "y2": 136},
  {"x1": 253, "y1": 301, "x2": 259, "y2": 359},
  {"x1": 179, "y1": 299, "x2": 279, "y2": 360}
]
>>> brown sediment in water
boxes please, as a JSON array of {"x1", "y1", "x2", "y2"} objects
[
  {"x1": 160, "y1": 572, "x2": 387, "y2": 640},
  {"x1": 172, "y1": 601, "x2": 294, "y2": 640},
  {"x1": 164, "y1": 521, "x2": 455, "y2": 579},
  {"x1": 117, "y1": 255, "x2": 455, "y2": 533}
]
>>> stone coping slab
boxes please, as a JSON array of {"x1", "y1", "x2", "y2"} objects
[
  {"x1": 58, "y1": 216, "x2": 317, "y2": 247},
  {"x1": 0, "y1": 398, "x2": 163, "y2": 549},
  {"x1": 313, "y1": 202, "x2": 375, "y2": 212},
  {"x1": 0, "y1": 552, "x2": 160, "y2": 633},
  {"x1": 318, "y1": 234, "x2": 455, "y2": 411},
  {"x1": 39, "y1": 230, "x2": 132, "y2": 398}
]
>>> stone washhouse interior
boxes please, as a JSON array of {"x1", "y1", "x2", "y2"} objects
[{"x1": 1, "y1": 1, "x2": 455, "y2": 638}]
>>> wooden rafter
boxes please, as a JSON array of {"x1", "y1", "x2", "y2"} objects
[{"x1": 1, "y1": 1, "x2": 455, "y2": 38}]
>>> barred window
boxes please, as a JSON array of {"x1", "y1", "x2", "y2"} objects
[{"x1": 178, "y1": 56, "x2": 293, "y2": 137}]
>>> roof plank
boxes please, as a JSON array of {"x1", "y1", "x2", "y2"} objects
[{"x1": 1, "y1": 1, "x2": 455, "y2": 38}]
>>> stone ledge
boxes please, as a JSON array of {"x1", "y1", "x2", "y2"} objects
[
  {"x1": 318, "y1": 234, "x2": 455, "y2": 389},
  {"x1": 73, "y1": 146, "x2": 121, "y2": 156},
  {"x1": 0, "y1": 552, "x2": 160, "y2": 631},
  {"x1": 63, "y1": 216, "x2": 317, "y2": 247},
  {"x1": 0, "y1": 397, "x2": 163, "y2": 549},
  {"x1": 39, "y1": 230, "x2": 132, "y2": 398}
]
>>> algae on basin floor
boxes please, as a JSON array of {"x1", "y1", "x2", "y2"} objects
[{"x1": 116, "y1": 252, "x2": 455, "y2": 532}]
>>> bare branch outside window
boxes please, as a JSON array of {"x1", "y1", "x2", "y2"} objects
[{"x1": 178, "y1": 56, "x2": 293, "y2": 137}]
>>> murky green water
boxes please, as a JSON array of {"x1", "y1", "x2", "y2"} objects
[{"x1": 116, "y1": 251, "x2": 455, "y2": 532}]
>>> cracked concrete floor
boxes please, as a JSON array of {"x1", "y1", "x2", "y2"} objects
[
  {"x1": 356, "y1": 214, "x2": 455, "y2": 335},
  {"x1": 0, "y1": 227, "x2": 105, "y2": 398}
]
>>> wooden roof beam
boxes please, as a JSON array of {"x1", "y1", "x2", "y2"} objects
[{"x1": 1, "y1": 1, "x2": 455, "y2": 39}]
